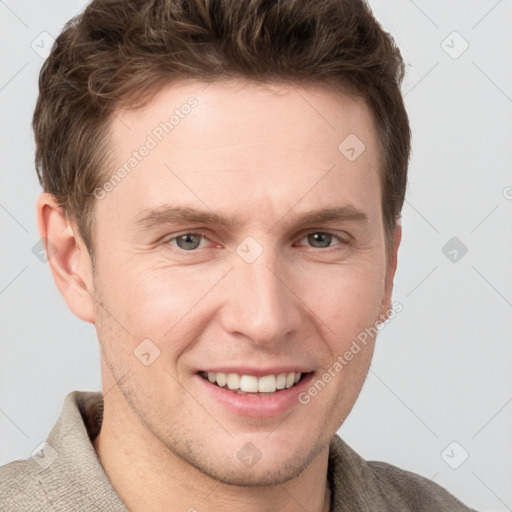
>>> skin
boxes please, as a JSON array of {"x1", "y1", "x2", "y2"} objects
[{"x1": 37, "y1": 79, "x2": 400, "y2": 512}]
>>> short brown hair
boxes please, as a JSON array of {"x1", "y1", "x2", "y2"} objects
[{"x1": 33, "y1": 0, "x2": 410, "y2": 256}]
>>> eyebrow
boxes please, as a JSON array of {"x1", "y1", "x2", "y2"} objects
[{"x1": 134, "y1": 205, "x2": 368, "y2": 231}]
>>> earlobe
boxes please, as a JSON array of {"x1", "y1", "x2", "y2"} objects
[
  {"x1": 379, "y1": 222, "x2": 402, "y2": 322},
  {"x1": 36, "y1": 192, "x2": 96, "y2": 324}
]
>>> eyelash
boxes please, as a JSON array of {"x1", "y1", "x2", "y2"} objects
[{"x1": 164, "y1": 231, "x2": 348, "y2": 252}]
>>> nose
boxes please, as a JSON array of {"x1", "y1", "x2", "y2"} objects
[{"x1": 218, "y1": 247, "x2": 302, "y2": 347}]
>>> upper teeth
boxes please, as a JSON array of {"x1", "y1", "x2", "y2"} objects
[{"x1": 204, "y1": 371, "x2": 301, "y2": 393}]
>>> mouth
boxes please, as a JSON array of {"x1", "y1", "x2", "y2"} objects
[{"x1": 198, "y1": 371, "x2": 309, "y2": 396}]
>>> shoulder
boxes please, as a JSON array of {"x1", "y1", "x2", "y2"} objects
[
  {"x1": 0, "y1": 390, "x2": 105, "y2": 512},
  {"x1": 0, "y1": 458, "x2": 54, "y2": 511},
  {"x1": 328, "y1": 435, "x2": 476, "y2": 511},
  {"x1": 365, "y1": 459, "x2": 475, "y2": 511}
]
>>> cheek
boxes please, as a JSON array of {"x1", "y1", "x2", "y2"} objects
[
  {"x1": 299, "y1": 259, "x2": 386, "y2": 337},
  {"x1": 92, "y1": 263, "x2": 221, "y2": 386},
  {"x1": 98, "y1": 261, "x2": 227, "y2": 340}
]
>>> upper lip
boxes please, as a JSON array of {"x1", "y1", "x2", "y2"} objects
[{"x1": 198, "y1": 367, "x2": 313, "y2": 377}]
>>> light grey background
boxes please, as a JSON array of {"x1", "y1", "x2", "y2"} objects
[{"x1": 1, "y1": 1, "x2": 511, "y2": 510}]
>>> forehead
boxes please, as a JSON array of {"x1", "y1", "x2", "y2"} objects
[
  {"x1": 101, "y1": 79, "x2": 381, "y2": 226},
  {"x1": 110, "y1": 78, "x2": 379, "y2": 162}
]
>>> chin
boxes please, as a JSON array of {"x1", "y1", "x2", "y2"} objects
[
  {"x1": 166, "y1": 433, "x2": 326, "y2": 487},
  {"x1": 190, "y1": 456, "x2": 312, "y2": 487}
]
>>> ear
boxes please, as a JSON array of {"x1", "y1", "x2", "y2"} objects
[
  {"x1": 379, "y1": 221, "x2": 401, "y2": 322},
  {"x1": 36, "y1": 192, "x2": 95, "y2": 324}
]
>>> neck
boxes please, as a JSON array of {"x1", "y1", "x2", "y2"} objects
[{"x1": 93, "y1": 388, "x2": 332, "y2": 512}]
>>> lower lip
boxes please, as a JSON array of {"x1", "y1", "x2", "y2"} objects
[{"x1": 194, "y1": 372, "x2": 315, "y2": 417}]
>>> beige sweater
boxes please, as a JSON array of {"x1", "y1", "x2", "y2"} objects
[{"x1": 0, "y1": 391, "x2": 476, "y2": 511}]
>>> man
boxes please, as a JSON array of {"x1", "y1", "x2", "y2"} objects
[{"x1": 0, "y1": 0, "x2": 476, "y2": 510}]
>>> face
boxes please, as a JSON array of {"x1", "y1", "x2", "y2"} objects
[{"x1": 89, "y1": 79, "x2": 398, "y2": 485}]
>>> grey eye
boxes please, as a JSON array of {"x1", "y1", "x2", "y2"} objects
[
  {"x1": 175, "y1": 233, "x2": 203, "y2": 250},
  {"x1": 307, "y1": 232, "x2": 333, "y2": 248}
]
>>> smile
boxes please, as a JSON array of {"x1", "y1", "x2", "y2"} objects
[{"x1": 199, "y1": 371, "x2": 305, "y2": 395}]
